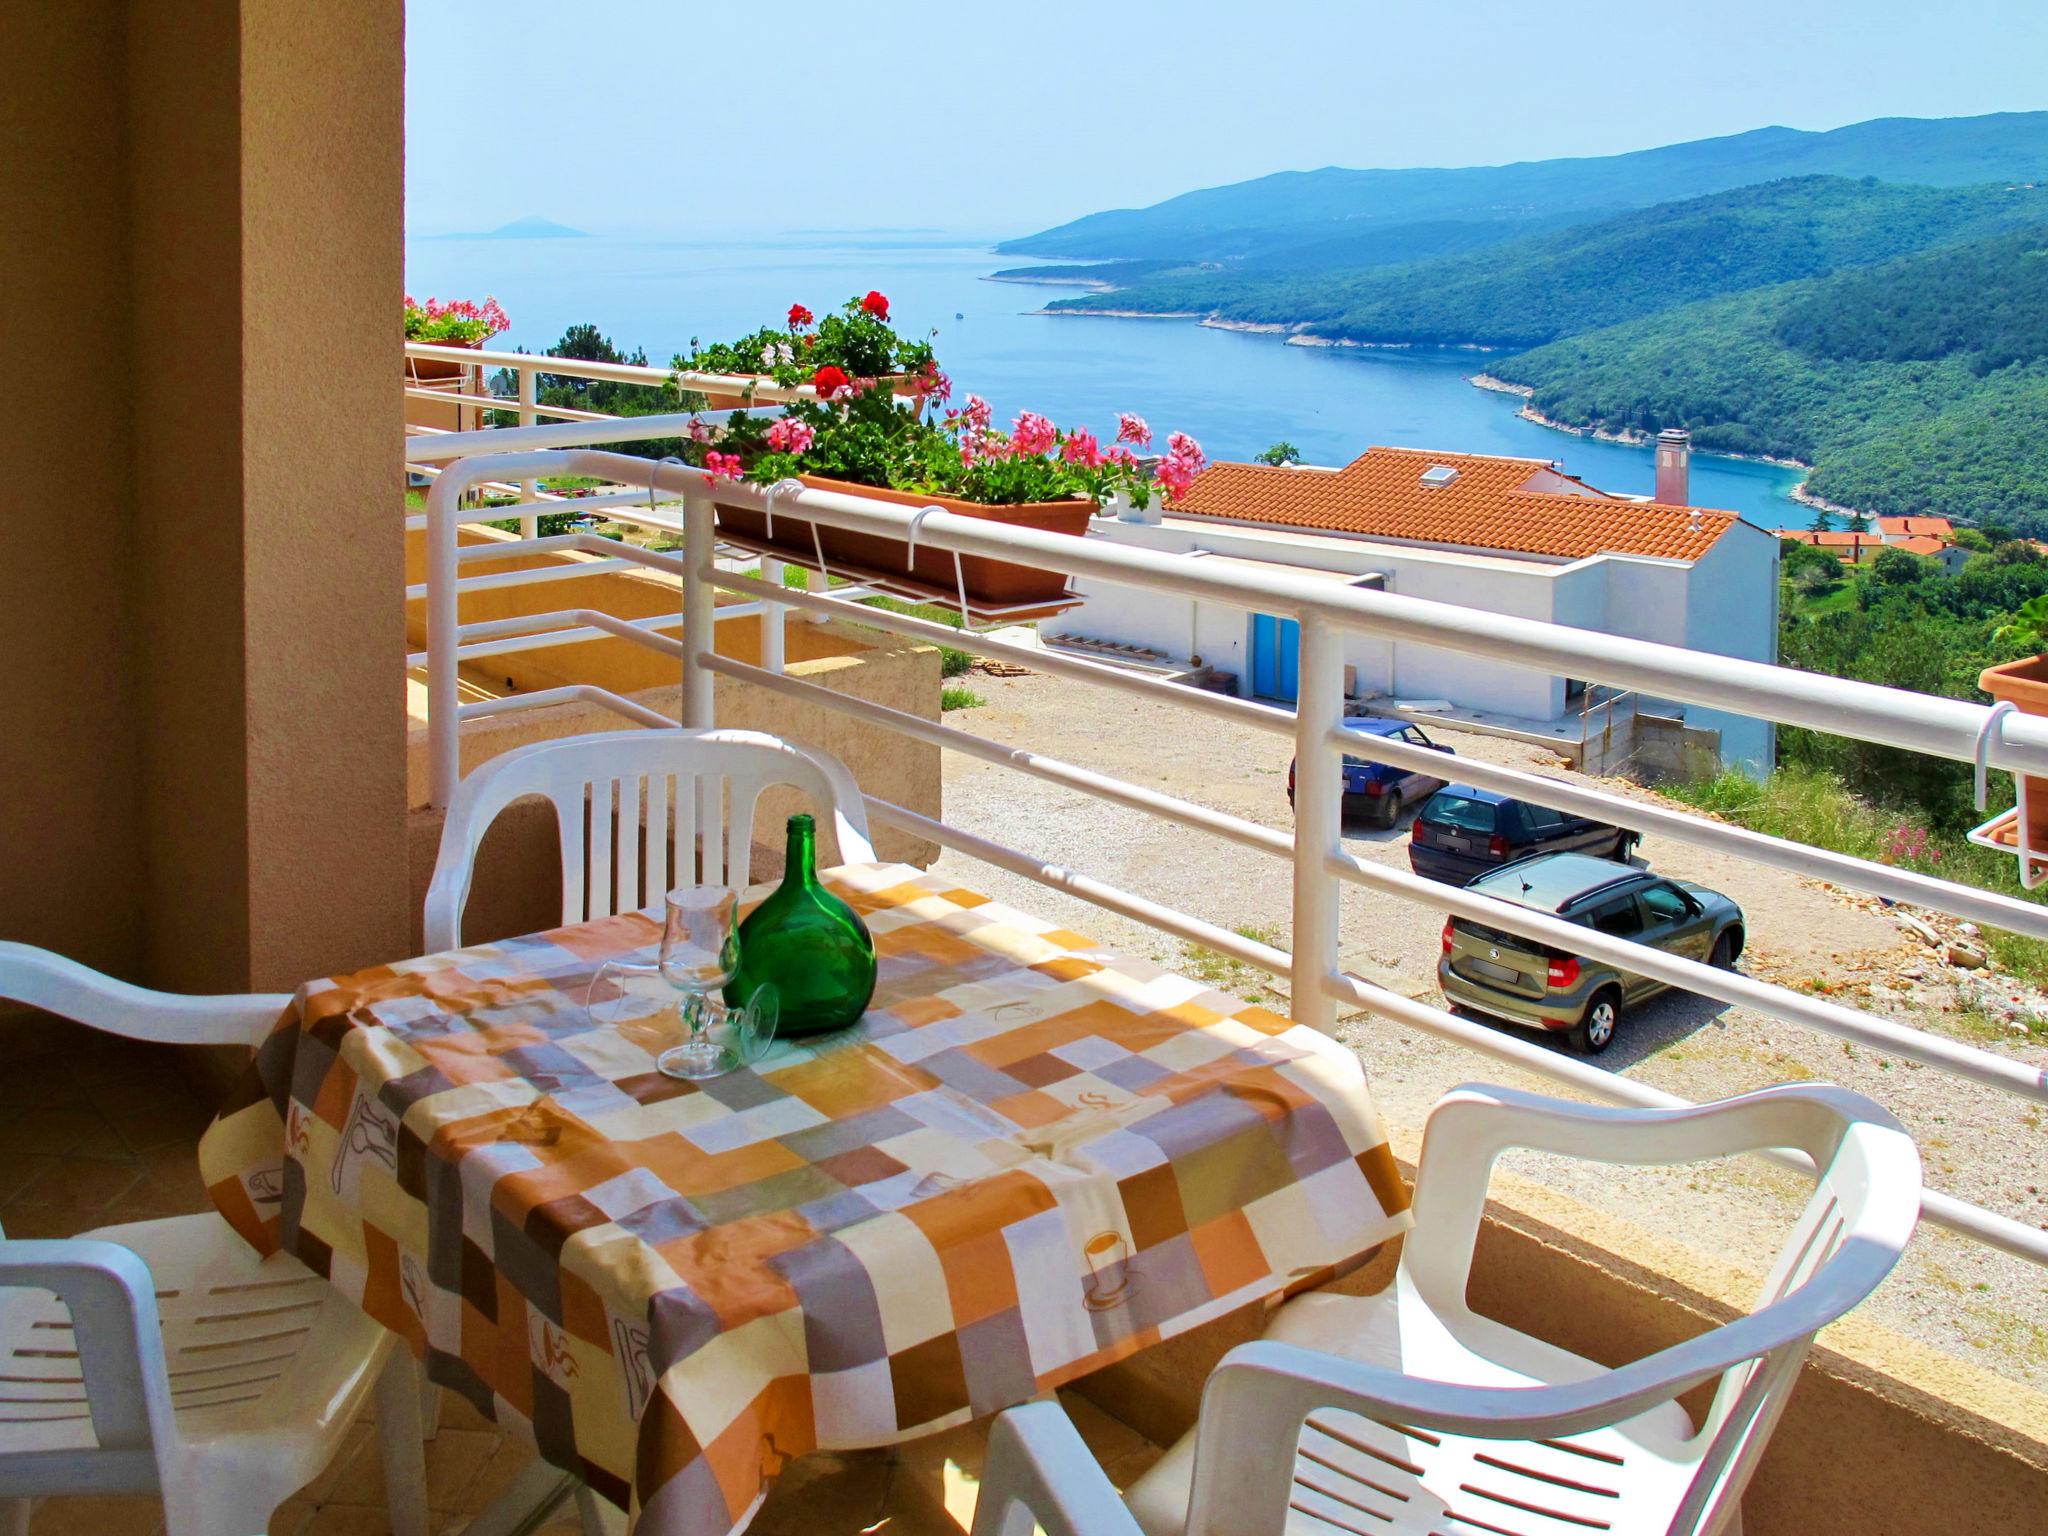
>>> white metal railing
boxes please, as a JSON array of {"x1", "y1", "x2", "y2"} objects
[{"x1": 417, "y1": 446, "x2": 2048, "y2": 1272}]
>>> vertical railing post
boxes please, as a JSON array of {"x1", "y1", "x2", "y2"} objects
[
  {"x1": 517, "y1": 365, "x2": 540, "y2": 540},
  {"x1": 805, "y1": 565, "x2": 828, "y2": 623},
  {"x1": 425, "y1": 465, "x2": 467, "y2": 810},
  {"x1": 681, "y1": 479, "x2": 716, "y2": 731},
  {"x1": 1289, "y1": 616, "x2": 1344, "y2": 1032},
  {"x1": 761, "y1": 557, "x2": 787, "y2": 674}
]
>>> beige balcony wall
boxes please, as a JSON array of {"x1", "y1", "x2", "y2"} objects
[{"x1": 0, "y1": 0, "x2": 408, "y2": 992}]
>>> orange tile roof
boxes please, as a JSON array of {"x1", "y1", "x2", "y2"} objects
[
  {"x1": 1877, "y1": 516, "x2": 1954, "y2": 538},
  {"x1": 1171, "y1": 447, "x2": 1739, "y2": 562},
  {"x1": 1777, "y1": 530, "x2": 1877, "y2": 548},
  {"x1": 1894, "y1": 536, "x2": 1952, "y2": 556}
]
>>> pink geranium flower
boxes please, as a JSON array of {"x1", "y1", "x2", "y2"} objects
[
  {"x1": 1012, "y1": 411, "x2": 1058, "y2": 457},
  {"x1": 1060, "y1": 428, "x2": 1104, "y2": 468},
  {"x1": 700, "y1": 451, "x2": 743, "y2": 483},
  {"x1": 765, "y1": 418, "x2": 815, "y2": 454},
  {"x1": 1115, "y1": 413, "x2": 1152, "y2": 448}
]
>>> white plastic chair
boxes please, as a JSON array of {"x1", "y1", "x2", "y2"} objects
[
  {"x1": 972, "y1": 1082, "x2": 1922, "y2": 1536},
  {"x1": 422, "y1": 727, "x2": 878, "y2": 952},
  {"x1": 0, "y1": 942, "x2": 428, "y2": 1536}
]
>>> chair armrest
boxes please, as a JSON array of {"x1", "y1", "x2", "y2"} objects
[
  {"x1": 1204, "y1": 1338, "x2": 1742, "y2": 1446},
  {"x1": 0, "y1": 941, "x2": 287, "y2": 1048},
  {"x1": 0, "y1": 1240, "x2": 174, "y2": 1461},
  {"x1": 970, "y1": 1402, "x2": 1146, "y2": 1536}
]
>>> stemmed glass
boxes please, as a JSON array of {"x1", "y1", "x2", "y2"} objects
[{"x1": 588, "y1": 887, "x2": 778, "y2": 1080}]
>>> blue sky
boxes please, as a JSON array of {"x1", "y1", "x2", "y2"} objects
[{"x1": 407, "y1": 0, "x2": 2048, "y2": 240}]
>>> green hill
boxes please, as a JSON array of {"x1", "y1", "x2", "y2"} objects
[
  {"x1": 1049, "y1": 178, "x2": 2048, "y2": 346},
  {"x1": 1003, "y1": 112, "x2": 2048, "y2": 263},
  {"x1": 1489, "y1": 225, "x2": 2048, "y2": 528}
]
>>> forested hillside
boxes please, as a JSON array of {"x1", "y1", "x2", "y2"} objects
[
  {"x1": 1047, "y1": 179, "x2": 2048, "y2": 347},
  {"x1": 1490, "y1": 226, "x2": 2048, "y2": 526},
  {"x1": 1002, "y1": 111, "x2": 2048, "y2": 262}
]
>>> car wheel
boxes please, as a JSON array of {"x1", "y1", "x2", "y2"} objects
[
  {"x1": 1379, "y1": 790, "x2": 1404, "y2": 828},
  {"x1": 1710, "y1": 930, "x2": 1740, "y2": 970},
  {"x1": 1569, "y1": 988, "x2": 1621, "y2": 1054}
]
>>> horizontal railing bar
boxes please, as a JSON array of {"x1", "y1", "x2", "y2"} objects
[
  {"x1": 864, "y1": 797, "x2": 1295, "y2": 984},
  {"x1": 454, "y1": 685, "x2": 675, "y2": 730},
  {"x1": 1319, "y1": 971, "x2": 2048, "y2": 1265},
  {"x1": 404, "y1": 604, "x2": 771, "y2": 670},
  {"x1": 403, "y1": 558, "x2": 637, "y2": 603},
  {"x1": 404, "y1": 341, "x2": 817, "y2": 402},
  {"x1": 704, "y1": 654, "x2": 1296, "y2": 859},
  {"x1": 402, "y1": 386, "x2": 610, "y2": 423},
  {"x1": 1325, "y1": 723, "x2": 2048, "y2": 942},
  {"x1": 706, "y1": 563, "x2": 1297, "y2": 737},
  {"x1": 1325, "y1": 846, "x2": 2046, "y2": 1103}
]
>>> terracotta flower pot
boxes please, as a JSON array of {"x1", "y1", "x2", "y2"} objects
[
  {"x1": 1979, "y1": 654, "x2": 2048, "y2": 850},
  {"x1": 714, "y1": 475, "x2": 1094, "y2": 612}
]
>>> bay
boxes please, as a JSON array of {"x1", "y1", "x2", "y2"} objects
[{"x1": 404, "y1": 233, "x2": 1806, "y2": 526}]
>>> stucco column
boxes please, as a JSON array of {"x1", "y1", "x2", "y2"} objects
[{"x1": 0, "y1": 0, "x2": 408, "y2": 994}]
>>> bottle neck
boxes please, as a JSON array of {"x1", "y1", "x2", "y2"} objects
[{"x1": 783, "y1": 816, "x2": 819, "y2": 887}]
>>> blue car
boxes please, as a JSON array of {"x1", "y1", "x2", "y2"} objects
[
  {"x1": 1410, "y1": 784, "x2": 1637, "y2": 885},
  {"x1": 1288, "y1": 718, "x2": 1455, "y2": 828}
]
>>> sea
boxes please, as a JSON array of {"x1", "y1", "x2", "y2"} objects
[{"x1": 404, "y1": 232, "x2": 1807, "y2": 526}]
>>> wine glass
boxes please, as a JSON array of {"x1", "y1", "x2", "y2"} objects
[
  {"x1": 655, "y1": 886, "x2": 741, "y2": 1080},
  {"x1": 586, "y1": 887, "x2": 778, "y2": 1080}
]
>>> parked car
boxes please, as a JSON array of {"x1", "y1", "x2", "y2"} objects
[
  {"x1": 1410, "y1": 785, "x2": 1637, "y2": 884},
  {"x1": 1437, "y1": 852, "x2": 1744, "y2": 1054},
  {"x1": 1287, "y1": 718, "x2": 1454, "y2": 829}
]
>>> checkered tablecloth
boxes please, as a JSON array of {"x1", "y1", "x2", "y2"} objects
[{"x1": 199, "y1": 865, "x2": 1409, "y2": 1534}]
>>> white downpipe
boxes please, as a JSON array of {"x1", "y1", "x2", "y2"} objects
[
  {"x1": 681, "y1": 487, "x2": 715, "y2": 730},
  {"x1": 762, "y1": 558, "x2": 787, "y2": 674},
  {"x1": 1290, "y1": 617, "x2": 1346, "y2": 1034},
  {"x1": 517, "y1": 365, "x2": 539, "y2": 536}
]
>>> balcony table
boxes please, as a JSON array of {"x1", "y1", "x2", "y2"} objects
[{"x1": 197, "y1": 863, "x2": 1410, "y2": 1535}]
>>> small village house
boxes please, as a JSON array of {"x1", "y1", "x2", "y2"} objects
[{"x1": 1058, "y1": 437, "x2": 1780, "y2": 773}]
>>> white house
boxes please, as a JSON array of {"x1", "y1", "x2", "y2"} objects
[{"x1": 1054, "y1": 441, "x2": 1779, "y2": 773}]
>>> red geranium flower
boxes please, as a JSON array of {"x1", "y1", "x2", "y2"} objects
[
  {"x1": 811, "y1": 364, "x2": 851, "y2": 397},
  {"x1": 860, "y1": 290, "x2": 890, "y2": 321},
  {"x1": 787, "y1": 303, "x2": 814, "y2": 329}
]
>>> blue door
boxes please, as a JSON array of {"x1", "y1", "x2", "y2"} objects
[{"x1": 1251, "y1": 613, "x2": 1300, "y2": 702}]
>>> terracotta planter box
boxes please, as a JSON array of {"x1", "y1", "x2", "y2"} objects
[
  {"x1": 1980, "y1": 655, "x2": 2048, "y2": 850},
  {"x1": 406, "y1": 339, "x2": 482, "y2": 384},
  {"x1": 715, "y1": 476, "x2": 1093, "y2": 611}
]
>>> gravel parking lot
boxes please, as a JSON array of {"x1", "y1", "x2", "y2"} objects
[{"x1": 928, "y1": 669, "x2": 2048, "y2": 1389}]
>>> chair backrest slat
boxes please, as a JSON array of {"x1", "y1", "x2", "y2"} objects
[{"x1": 422, "y1": 728, "x2": 878, "y2": 953}]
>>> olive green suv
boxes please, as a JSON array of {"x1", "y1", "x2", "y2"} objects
[{"x1": 1437, "y1": 852, "x2": 1744, "y2": 1053}]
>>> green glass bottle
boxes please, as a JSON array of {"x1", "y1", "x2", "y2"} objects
[{"x1": 724, "y1": 813, "x2": 877, "y2": 1036}]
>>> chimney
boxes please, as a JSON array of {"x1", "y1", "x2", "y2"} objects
[{"x1": 1654, "y1": 427, "x2": 1690, "y2": 505}]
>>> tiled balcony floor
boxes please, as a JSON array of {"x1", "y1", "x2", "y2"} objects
[{"x1": 1, "y1": 1018, "x2": 1162, "y2": 1535}]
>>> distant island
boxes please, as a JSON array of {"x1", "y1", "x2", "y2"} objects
[
  {"x1": 423, "y1": 216, "x2": 588, "y2": 241},
  {"x1": 1002, "y1": 112, "x2": 2048, "y2": 532}
]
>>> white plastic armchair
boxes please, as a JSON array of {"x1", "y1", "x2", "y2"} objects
[
  {"x1": 0, "y1": 942, "x2": 428, "y2": 1536},
  {"x1": 422, "y1": 727, "x2": 878, "y2": 953},
  {"x1": 971, "y1": 1082, "x2": 1921, "y2": 1536}
]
